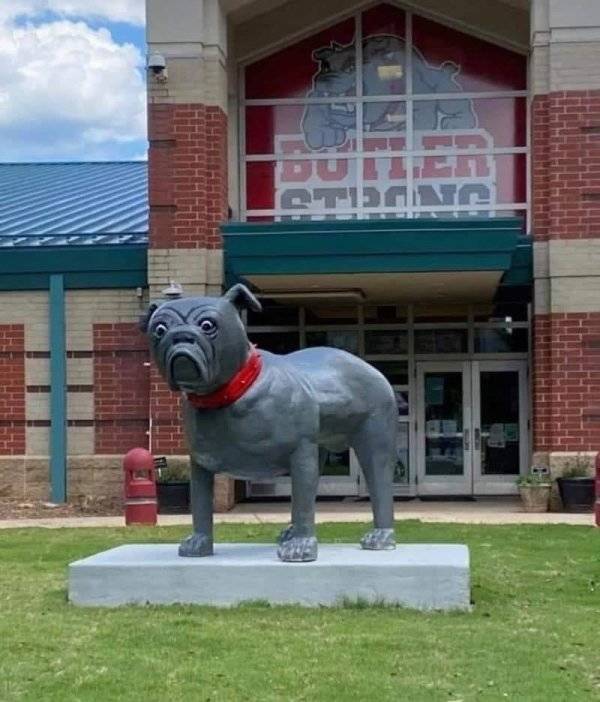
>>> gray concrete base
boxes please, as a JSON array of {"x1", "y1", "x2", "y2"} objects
[{"x1": 69, "y1": 543, "x2": 471, "y2": 611}]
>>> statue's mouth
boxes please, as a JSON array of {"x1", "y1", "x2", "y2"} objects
[
  {"x1": 166, "y1": 344, "x2": 205, "y2": 391},
  {"x1": 171, "y1": 353, "x2": 200, "y2": 382}
]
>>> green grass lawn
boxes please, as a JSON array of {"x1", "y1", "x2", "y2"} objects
[{"x1": 1, "y1": 522, "x2": 599, "y2": 701}]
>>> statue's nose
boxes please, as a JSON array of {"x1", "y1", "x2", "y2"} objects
[{"x1": 171, "y1": 328, "x2": 197, "y2": 344}]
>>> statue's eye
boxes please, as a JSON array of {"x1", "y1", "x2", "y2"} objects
[
  {"x1": 199, "y1": 319, "x2": 217, "y2": 335},
  {"x1": 154, "y1": 323, "x2": 168, "y2": 338}
]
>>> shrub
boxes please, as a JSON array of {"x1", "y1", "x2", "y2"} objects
[
  {"x1": 156, "y1": 460, "x2": 190, "y2": 483},
  {"x1": 561, "y1": 453, "x2": 591, "y2": 479},
  {"x1": 517, "y1": 473, "x2": 551, "y2": 487}
]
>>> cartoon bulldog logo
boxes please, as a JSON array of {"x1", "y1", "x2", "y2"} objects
[{"x1": 302, "y1": 34, "x2": 476, "y2": 150}]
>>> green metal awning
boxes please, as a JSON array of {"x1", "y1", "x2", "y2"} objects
[
  {"x1": 0, "y1": 245, "x2": 147, "y2": 290},
  {"x1": 222, "y1": 218, "x2": 531, "y2": 303}
]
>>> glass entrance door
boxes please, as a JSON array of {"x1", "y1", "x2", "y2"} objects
[
  {"x1": 472, "y1": 360, "x2": 528, "y2": 494},
  {"x1": 416, "y1": 360, "x2": 528, "y2": 496},
  {"x1": 416, "y1": 362, "x2": 473, "y2": 495}
]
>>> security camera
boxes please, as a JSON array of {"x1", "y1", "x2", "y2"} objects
[{"x1": 147, "y1": 53, "x2": 167, "y2": 81}]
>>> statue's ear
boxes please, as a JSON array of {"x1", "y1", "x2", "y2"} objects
[
  {"x1": 441, "y1": 60, "x2": 459, "y2": 77},
  {"x1": 139, "y1": 300, "x2": 163, "y2": 333},
  {"x1": 223, "y1": 284, "x2": 262, "y2": 314},
  {"x1": 313, "y1": 47, "x2": 333, "y2": 61}
]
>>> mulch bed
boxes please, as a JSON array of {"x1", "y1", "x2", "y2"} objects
[{"x1": 0, "y1": 496, "x2": 123, "y2": 520}]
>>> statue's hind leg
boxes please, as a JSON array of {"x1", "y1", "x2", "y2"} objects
[{"x1": 352, "y1": 415, "x2": 396, "y2": 550}]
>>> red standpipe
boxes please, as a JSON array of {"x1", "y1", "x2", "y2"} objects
[{"x1": 123, "y1": 447, "x2": 157, "y2": 526}]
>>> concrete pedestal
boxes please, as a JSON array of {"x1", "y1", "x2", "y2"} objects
[{"x1": 69, "y1": 543, "x2": 470, "y2": 611}]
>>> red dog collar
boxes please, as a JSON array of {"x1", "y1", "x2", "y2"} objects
[{"x1": 186, "y1": 347, "x2": 262, "y2": 410}]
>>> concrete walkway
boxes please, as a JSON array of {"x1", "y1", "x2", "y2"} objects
[{"x1": 0, "y1": 497, "x2": 594, "y2": 529}]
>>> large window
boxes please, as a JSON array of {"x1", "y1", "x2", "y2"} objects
[{"x1": 242, "y1": 3, "x2": 527, "y2": 221}]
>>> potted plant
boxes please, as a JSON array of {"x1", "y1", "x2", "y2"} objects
[
  {"x1": 155, "y1": 458, "x2": 190, "y2": 514},
  {"x1": 557, "y1": 455, "x2": 594, "y2": 513},
  {"x1": 517, "y1": 471, "x2": 552, "y2": 513}
]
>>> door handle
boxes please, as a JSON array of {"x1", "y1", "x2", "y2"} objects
[
  {"x1": 474, "y1": 427, "x2": 481, "y2": 451},
  {"x1": 463, "y1": 428, "x2": 470, "y2": 451}
]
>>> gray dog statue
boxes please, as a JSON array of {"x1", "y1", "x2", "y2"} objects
[{"x1": 141, "y1": 284, "x2": 397, "y2": 562}]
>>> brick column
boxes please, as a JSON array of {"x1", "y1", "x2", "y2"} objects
[
  {"x1": 531, "y1": 0, "x2": 600, "y2": 484},
  {"x1": 148, "y1": 104, "x2": 227, "y2": 254},
  {"x1": 0, "y1": 325, "x2": 25, "y2": 455},
  {"x1": 147, "y1": 102, "x2": 227, "y2": 457},
  {"x1": 146, "y1": 0, "x2": 234, "y2": 510}
]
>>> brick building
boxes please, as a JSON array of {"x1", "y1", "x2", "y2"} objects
[{"x1": 1, "y1": 0, "x2": 599, "y2": 506}]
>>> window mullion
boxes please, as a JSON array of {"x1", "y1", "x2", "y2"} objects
[
  {"x1": 406, "y1": 10, "x2": 414, "y2": 219},
  {"x1": 239, "y1": 65, "x2": 247, "y2": 221},
  {"x1": 356, "y1": 10, "x2": 364, "y2": 220}
]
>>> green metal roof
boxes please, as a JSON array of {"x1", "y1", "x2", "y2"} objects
[
  {"x1": 0, "y1": 162, "x2": 148, "y2": 248},
  {"x1": 223, "y1": 218, "x2": 529, "y2": 284}
]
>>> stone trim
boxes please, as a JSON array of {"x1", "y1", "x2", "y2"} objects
[{"x1": 0, "y1": 455, "x2": 235, "y2": 512}]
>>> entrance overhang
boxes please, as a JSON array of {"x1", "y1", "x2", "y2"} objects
[
  {"x1": 222, "y1": 218, "x2": 531, "y2": 303},
  {"x1": 248, "y1": 272, "x2": 503, "y2": 304}
]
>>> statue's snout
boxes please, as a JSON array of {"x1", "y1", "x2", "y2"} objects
[{"x1": 169, "y1": 326, "x2": 200, "y2": 346}]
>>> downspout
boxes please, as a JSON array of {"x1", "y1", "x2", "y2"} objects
[{"x1": 49, "y1": 274, "x2": 67, "y2": 502}]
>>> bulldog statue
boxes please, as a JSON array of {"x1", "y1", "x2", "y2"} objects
[{"x1": 141, "y1": 284, "x2": 397, "y2": 562}]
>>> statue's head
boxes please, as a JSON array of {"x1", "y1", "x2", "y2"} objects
[{"x1": 140, "y1": 284, "x2": 262, "y2": 394}]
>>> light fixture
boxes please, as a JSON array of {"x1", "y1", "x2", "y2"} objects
[
  {"x1": 488, "y1": 315, "x2": 513, "y2": 334},
  {"x1": 162, "y1": 281, "x2": 183, "y2": 299},
  {"x1": 258, "y1": 289, "x2": 366, "y2": 303}
]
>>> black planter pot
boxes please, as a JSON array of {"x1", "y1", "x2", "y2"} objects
[
  {"x1": 157, "y1": 481, "x2": 190, "y2": 514},
  {"x1": 557, "y1": 477, "x2": 595, "y2": 513}
]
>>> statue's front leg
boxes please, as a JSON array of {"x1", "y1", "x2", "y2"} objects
[
  {"x1": 277, "y1": 441, "x2": 319, "y2": 562},
  {"x1": 178, "y1": 459, "x2": 214, "y2": 557}
]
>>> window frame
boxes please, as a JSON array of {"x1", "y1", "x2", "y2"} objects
[{"x1": 238, "y1": 4, "x2": 530, "y2": 224}]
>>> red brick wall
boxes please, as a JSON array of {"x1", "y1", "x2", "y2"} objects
[
  {"x1": 532, "y1": 90, "x2": 600, "y2": 242},
  {"x1": 531, "y1": 94, "x2": 550, "y2": 242},
  {"x1": 533, "y1": 313, "x2": 600, "y2": 451},
  {"x1": 93, "y1": 323, "x2": 150, "y2": 453},
  {"x1": 148, "y1": 103, "x2": 228, "y2": 250},
  {"x1": 149, "y1": 368, "x2": 187, "y2": 454},
  {"x1": 0, "y1": 324, "x2": 25, "y2": 455}
]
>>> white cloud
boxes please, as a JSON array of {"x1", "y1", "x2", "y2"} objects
[
  {"x1": 1, "y1": 0, "x2": 145, "y2": 26},
  {"x1": 48, "y1": 0, "x2": 145, "y2": 25},
  {"x1": 0, "y1": 16, "x2": 147, "y2": 160}
]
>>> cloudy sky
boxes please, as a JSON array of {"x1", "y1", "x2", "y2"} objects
[{"x1": 0, "y1": 0, "x2": 147, "y2": 162}]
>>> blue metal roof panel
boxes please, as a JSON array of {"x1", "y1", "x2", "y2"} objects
[{"x1": 0, "y1": 162, "x2": 149, "y2": 247}]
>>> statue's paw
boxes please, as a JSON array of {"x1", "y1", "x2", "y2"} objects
[
  {"x1": 178, "y1": 532, "x2": 213, "y2": 557},
  {"x1": 321, "y1": 127, "x2": 345, "y2": 148},
  {"x1": 306, "y1": 126, "x2": 345, "y2": 150},
  {"x1": 277, "y1": 536, "x2": 318, "y2": 563},
  {"x1": 277, "y1": 524, "x2": 296, "y2": 545},
  {"x1": 360, "y1": 528, "x2": 396, "y2": 551}
]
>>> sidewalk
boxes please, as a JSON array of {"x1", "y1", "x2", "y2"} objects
[{"x1": 0, "y1": 497, "x2": 594, "y2": 529}]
